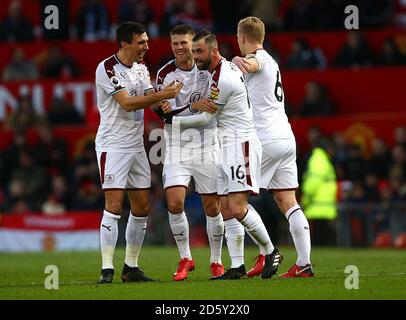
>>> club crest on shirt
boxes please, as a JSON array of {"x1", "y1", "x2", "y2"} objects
[
  {"x1": 198, "y1": 71, "x2": 208, "y2": 81},
  {"x1": 136, "y1": 70, "x2": 144, "y2": 80},
  {"x1": 105, "y1": 174, "x2": 114, "y2": 184}
]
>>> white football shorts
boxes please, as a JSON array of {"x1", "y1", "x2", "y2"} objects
[
  {"x1": 260, "y1": 138, "x2": 299, "y2": 191},
  {"x1": 163, "y1": 146, "x2": 218, "y2": 194},
  {"x1": 96, "y1": 150, "x2": 151, "y2": 190},
  {"x1": 217, "y1": 139, "x2": 262, "y2": 196}
]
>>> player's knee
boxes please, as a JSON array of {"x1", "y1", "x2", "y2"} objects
[
  {"x1": 204, "y1": 203, "x2": 220, "y2": 217},
  {"x1": 105, "y1": 200, "x2": 122, "y2": 214},
  {"x1": 132, "y1": 202, "x2": 151, "y2": 216},
  {"x1": 167, "y1": 199, "x2": 184, "y2": 214},
  {"x1": 274, "y1": 193, "x2": 297, "y2": 213},
  {"x1": 229, "y1": 202, "x2": 247, "y2": 220}
]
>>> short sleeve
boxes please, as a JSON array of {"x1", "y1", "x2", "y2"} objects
[
  {"x1": 246, "y1": 52, "x2": 263, "y2": 72},
  {"x1": 95, "y1": 63, "x2": 126, "y2": 96},
  {"x1": 209, "y1": 75, "x2": 231, "y2": 106}
]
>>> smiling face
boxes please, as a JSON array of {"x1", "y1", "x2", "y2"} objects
[
  {"x1": 192, "y1": 38, "x2": 212, "y2": 70},
  {"x1": 125, "y1": 32, "x2": 149, "y2": 63},
  {"x1": 171, "y1": 33, "x2": 193, "y2": 65}
]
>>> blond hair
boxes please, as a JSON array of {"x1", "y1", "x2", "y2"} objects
[{"x1": 238, "y1": 16, "x2": 265, "y2": 44}]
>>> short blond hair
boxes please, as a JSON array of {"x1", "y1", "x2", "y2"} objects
[{"x1": 238, "y1": 16, "x2": 265, "y2": 44}]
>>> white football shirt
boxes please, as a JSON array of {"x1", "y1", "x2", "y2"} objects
[
  {"x1": 210, "y1": 59, "x2": 257, "y2": 147},
  {"x1": 95, "y1": 54, "x2": 153, "y2": 153},
  {"x1": 156, "y1": 60, "x2": 217, "y2": 152},
  {"x1": 244, "y1": 49, "x2": 294, "y2": 141}
]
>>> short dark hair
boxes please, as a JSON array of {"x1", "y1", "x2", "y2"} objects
[
  {"x1": 192, "y1": 29, "x2": 217, "y2": 49},
  {"x1": 170, "y1": 24, "x2": 195, "y2": 37},
  {"x1": 116, "y1": 22, "x2": 146, "y2": 48}
]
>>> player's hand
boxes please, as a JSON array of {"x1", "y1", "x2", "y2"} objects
[
  {"x1": 232, "y1": 56, "x2": 249, "y2": 74},
  {"x1": 160, "y1": 80, "x2": 183, "y2": 99},
  {"x1": 153, "y1": 107, "x2": 173, "y2": 124},
  {"x1": 191, "y1": 99, "x2": 218, "y2": 114},
  {"x1": 160, "y1": 100, "x2": 172, "y2": 114}
]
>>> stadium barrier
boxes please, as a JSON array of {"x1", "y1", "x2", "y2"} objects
[
  {"x1": 337, "y1": 201, "x2": 406, "y2": 247},
  {"x1": 0, "y1": 212, "x2": 100, "y2": 252}
]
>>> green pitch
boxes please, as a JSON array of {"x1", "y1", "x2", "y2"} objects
[{"x1": 0, "y1": 246, "x2": 405, "y2": 300}]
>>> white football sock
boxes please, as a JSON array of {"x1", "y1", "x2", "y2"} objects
[
  {"x1": 206, "y1": 213, "x2": 224, "y2": 264},
  {"x1": 224, "y1": 218, "x2": 245, "y2": 268},
  {"x1": 124, "y1": 212, "x2": 147, "y2": 268},
  {"x1": 100, "y1": 210, "x2": 120, "y2": 270},
  {"x1": 245, "y1": 204, "x2": 266, "y2": 256},
  {"x1": 240, "y1": 204, "x2": 274, "y2": 255},
  {"x1": 168, "y1": 211, "x2": 191, "y2": 260},
  {"x1": 285, "y1": 205, "x2": 311, "y2": 266}
]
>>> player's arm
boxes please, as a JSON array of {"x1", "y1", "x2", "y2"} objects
[
  {"x1": 172, "y1": 109, "x2": 219, "y2": 128},
  {"x1": 232, "y1": 55, "x2": 260, "y2": 74},
  {"x1": 112, "y1": 81, "x2": 183, "y2": 112}
]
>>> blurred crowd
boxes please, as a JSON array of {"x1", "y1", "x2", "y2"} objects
[{"x1": 0, "y1": 0, "x2": 403, "y2": 42}]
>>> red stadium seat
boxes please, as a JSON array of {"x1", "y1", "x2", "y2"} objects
[{"x1": 372, "y1": 232, "x2": 393, "y2": 248}]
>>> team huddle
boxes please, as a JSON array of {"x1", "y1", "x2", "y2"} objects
[{"x1": 94, "y1": 17, "x2": 313, "y2": 284}]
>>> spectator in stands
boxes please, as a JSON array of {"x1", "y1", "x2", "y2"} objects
[
  {"x1": 75, "y1": 0, "x2": 110, "y2": 41},
  {"x1": 332, "y1": 132, "x2": 349, "y2": 180},
  {"x1": 5, "y1": 179, "x2": 34, "y2": 213},
  {"x1": 367, "y1": 138, "x2": 391, "y2": 179},
  {"x1": 299, "y1": 81, "x2": 335, "y2": 117},
  {"x1": 174, "y1": 0, "x2": 212, "y2": 31},
  {"x1": 376, "y1": 38, "x2": 406, "y2": 66},
  {"x1": 71, "y1": 180, "x2": 104, "y2": 210},
  {"x1": 363, "y1": 172, "x2": 380, "y2": 202},
  {"x1": 159, "y1": 0, "x2": 184, "y2": 35},
  {"x1": 118, "y1": 0, "x2": 158, "y2": 38},
  {"x1": 344, "y1": 144, "x2": 367, "y2": 182},
  {"x1": 160, "y1": 0, "x2": 212, "y2": 35},
  {"x1": 389, "y1": 145, "x2": 406, "y2": 181},
  {"x1": 11, "y1": 150, "x2": 47, "y2": 209},
  {"x1": 301, "y1": 137, "x2": 337, "y2": 246},
  {"x1": 2, "y1": 47, "x2": 38, "y2": 82},
  {"x1": 374, "y1": 181, "x2": 395, "y2": 235},
  {"x1": 47, "y1": 92, "x2": 83, "y2": 125},
  {"x1": 394, "y1": 126, "x2": 406, "y2": 150},
  {"x1": 72, "y1": 141, "x2": 100, "y2": 189},
  {"x1": 45, "y1": 175, "x2": 72, "y2": 211},
  {"x1": 285, "y1": 38, "x2": 325, "y2": 70},
  {"x1": 5, "y1": 94, "x2": 47, "y2": 131},
  {"x1": 335, "y1": 31, "x2": 372, "y2": 68},
  {"x1": 34, "y1": 124, "x2": 69, "y2": 175},
  {"x1": 41, "y1": 45, "x2": 80, "y2": 79},
  {"x1": 2, "y1": 131, "x2": 32, "y2": 182},
  {"x1": 249, "y1": 0, "x2": 281, "y2": 31},
  {"x1": 0, "y1": 0, "x2": 34, "y2": 42},
  {"x1": 42, "y1": 195, "x2": 66, "y2": 215}
]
